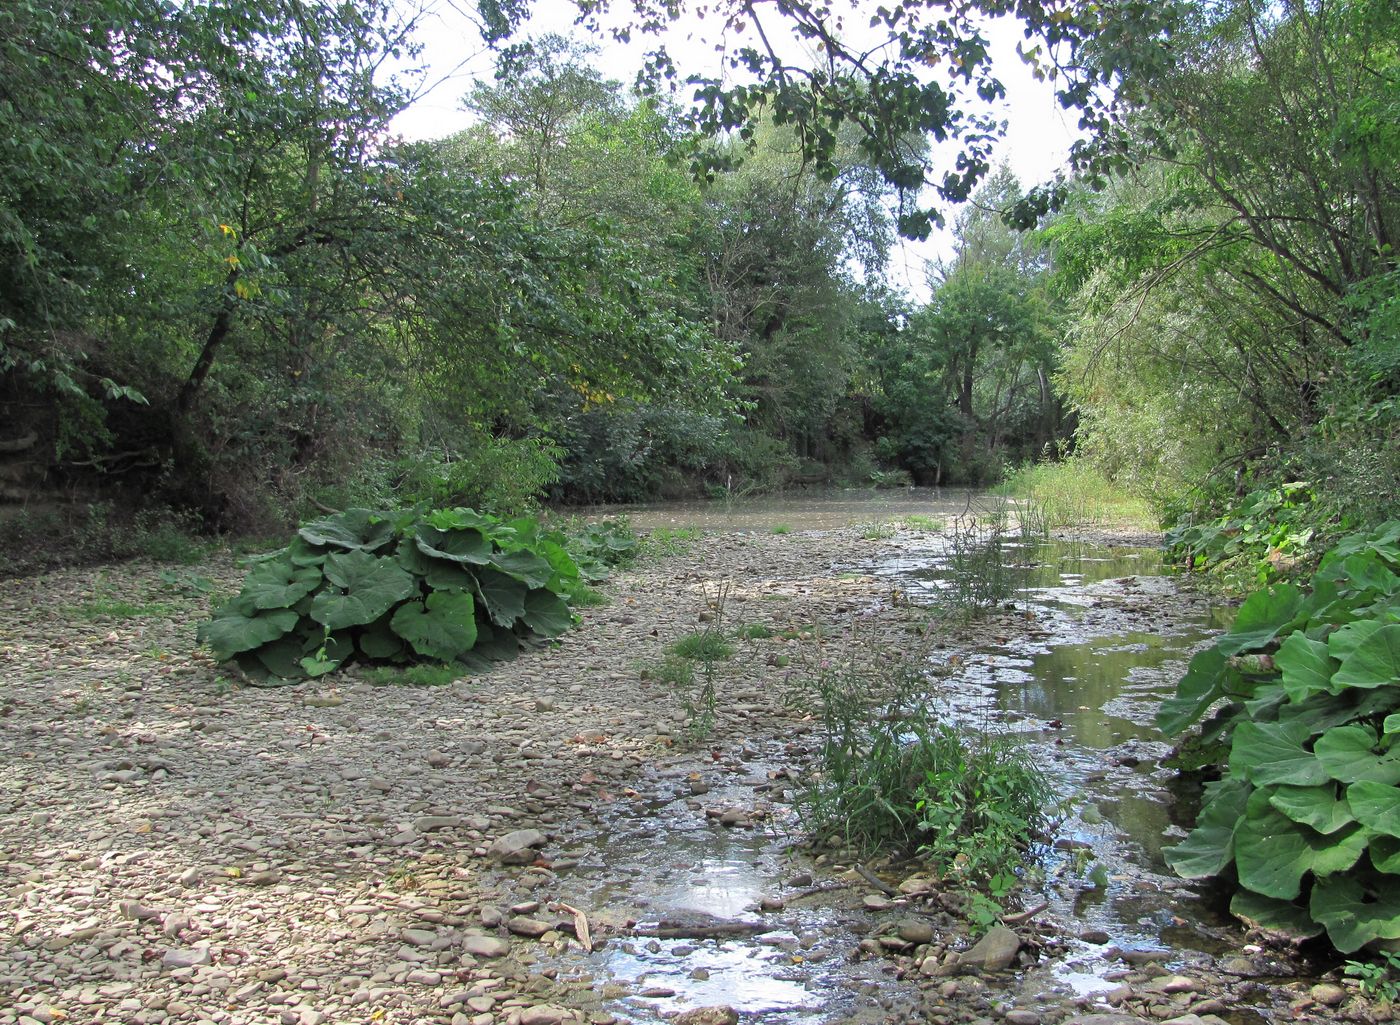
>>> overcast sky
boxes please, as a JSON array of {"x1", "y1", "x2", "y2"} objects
[{"x1": 388, "y1": 0, "x2": 1081, "y2": 300}]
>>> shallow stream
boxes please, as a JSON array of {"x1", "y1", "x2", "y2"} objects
[{"x1": 541, "y1": 498, "x2": 1241, "y2": 1020}]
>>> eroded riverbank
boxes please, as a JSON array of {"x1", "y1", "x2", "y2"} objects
[{"x1": 0, "y1": 513, "x2": 1381, "y2": 1025}]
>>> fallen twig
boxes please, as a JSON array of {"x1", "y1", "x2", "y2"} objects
[
  {"x1": 1002, "y1": 901, "x2": 1049, "y2": 925},
  {"x1": 855, "y1": 864, "x2": 900, "y2": 897},
  {"x1": 635, "y1": 921, "x2": 769, "y2": 940}
]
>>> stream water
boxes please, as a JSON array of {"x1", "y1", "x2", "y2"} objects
[{"x1": 542, "y1": 495, "x2": 1241, "y2": 1021}]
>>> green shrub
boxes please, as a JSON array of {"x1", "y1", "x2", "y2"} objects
[
  {"x1": 792, "y1": 654, "x2": 1054, "y2": 875},
  {"x1": 197, "y1": 506, "x2": 592, "y2": 684},
  {"x1": 1164, "y1": 483, "x2": 1318, "y2": 588},
  {"x1": 1160, "y1": 520, "x2": 1400, "y2": 952}
]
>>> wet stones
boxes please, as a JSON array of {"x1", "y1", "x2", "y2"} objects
[
  {"x1": 462, "y1": 934, "x2": 511, "y2": 959},
  {"x1": 672, "y1": 1008, "x2": 740, "y2": 1025},
  {"x1": 956, "y1": 926, "x2": 1021, "y2": 972},
  {"x1": 488, "y1": 828, "x2": 547, "y2": 864}
]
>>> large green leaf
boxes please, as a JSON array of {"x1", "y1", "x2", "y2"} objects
[
  {"x1": 1229, "y1": 889, "x2": 1323, "y2": 941},
  {"x1": 198, "y1": 607, "x2": 299, "y2": 661},
  {"x1": 358, "y1": 616, "x2": 406, "y2": 660},
  {"x1": 1315, "y1": 724, "x2": 1400, "y2": 784},
  {"x1": 1158, "y1": 646, "x2": 1229, "y2": 736},
  {"x1": 415, "y1": 525, "x2": 493, "y2": 565},
  {"x1": 1268, "y1": 784, "x2": 1355, "y2": 834},
  {"x1": 1235, "y1": 791, "x2": 1368, "y2": 900},
  {"x1": 241, "y1": 557, "x2": 322, "y2": 610},
  {"x1": 491, "y1": 549, "x2": 553, "y2": 589},
  {"x1": 472, "y1": 566, "x2": 529, "y2": 627},
  {"x1": 1218, "y1": 584, "x2": 1305, "y2": 656},
  {"x1": 1372, "y1": 836, "x2": 1400, "y2": 873},
  {"x1": 299, "y1": 508, "x2": 395, "y2": 552},
  {"x1": 1332, "y1": 624, "x2": 1400, "y2": 691},
  {"x1": 424, "y1": 560, "x2": 475, "y2": 591},
  {"x1": 1310, "y1": 874, "x2": 1400, "y2": 953},
  {"x1": 521, "y1": 588, "x2": 571, "y2": 637},
  {"x1": 1274, "y1": 632, "x2": 1337, "y2": 702},
  {"x1": 286, "y1": 536, "x2": 330, "y2": 567},
  {"x1": 1348, "y1": 780, "x2": 1400, "y2": 837},
  {"x1": 1164, "y1": 776, "x2": 1250, "y2": 878},
  {"x1": 311, "y1": 550, "x2": 417, "y2": 630},
  {"x1": 390, "y1": 590, "x2": 479, "y2": 661},
  {"x1": 1229, "y1": 720, "x2": 1329, "y2": 786},
  {"x1": 1329, "y1": 619, "x2": 1384, "y2": 661},
  {"x1": 426, "y1": 507, "x2": 495, "y2": 532},
  {"x1": 537, "y1": 539, "x2": 582, "y2": 590}
]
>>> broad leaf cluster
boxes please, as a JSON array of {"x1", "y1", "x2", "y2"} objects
[
  {"x1": 196, "y1": 507, "x2": 600, "y2": 684},
  {"x1": 1161, "y1": 522, "x2": 1400, "y2": 951}
]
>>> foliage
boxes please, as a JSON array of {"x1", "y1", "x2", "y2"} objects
[
  {"x1": 1345, "y1": 951, "x2": 1400, "y2": 1005},
  {"x1": 639, "y1": 527, "x2": 701, "y2": 559},
  {"x1": 668, "y1": 631, "x2": 734, "y2": 663},
  {"x1": 1165, "y1": 484, "x2": 1319, "y2": 588},
  {"x1": 197, "y1": 507, "x2": 589, "y2": 684},
  {"x1": 1160, "y1": 522, "x2": 1400, "y2": 952},
  {"x1": 485, "y1": 0, "x2": 1177, "y2": 238},
  {"x1": 792, "y1": 651, "x2": 1053, "y2": 881},
  {"x1": 998, "y1": 460, "x2": 1157, "y2": 532},
  {"x1": 932, "y1": 506, "x2": 1021, "y2": 619}
]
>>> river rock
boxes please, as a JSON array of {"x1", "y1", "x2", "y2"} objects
[
  {"x1": 1005, "y1": 1012, "x2": 1039, "y2": 1025},
  {"x1": 673, "y1": 1008, "x2": 740, "y2": 1025},
  {"x1": 487, "y1": 828, "x2": 546, "y2": 864},
  {"x1": 898, "y1": 919, "x2": 935, "y2": 944},
  {"x1": 462, "y1": 934, "x2": 511, "y2": 958},
  {"x1": 519, "y1": 1006, "x2": 571, "y2": 1025},
  {"x1": 507, "y1": 916, "x2": 551, "y2": 937},
  {"x1": 959, "y1": 926, "x2": 1021, "y2": 971},
  {"x1": 1308, "y1": 984, "x2": 1346, "y2": 1007},
  {"x1": 1062, "y1": 1016, "x2": 1154, "y2": 1025}
]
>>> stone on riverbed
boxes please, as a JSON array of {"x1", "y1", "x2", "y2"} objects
[
  {"x1": 487, "y1": 828, "x2": 547, "y2": 864},
  {"x1": 958, "y1": 925, "x2": 1021, "y2": 971},
  {"x1": 673, "y1": 1008, "x2": 740, "y2": 1025}
]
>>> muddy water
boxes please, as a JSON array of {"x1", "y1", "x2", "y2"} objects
[{"x1": 547, "y1": 525, "x2": 1238, "y2": 1020}]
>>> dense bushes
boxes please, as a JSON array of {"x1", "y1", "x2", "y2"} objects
[{"x1": 1161, "y1": 522, "x2": 1400, "y2": 951}]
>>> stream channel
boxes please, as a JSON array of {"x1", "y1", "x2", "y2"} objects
[{"x1": 530, "y1": 493, "x2": 1254, "y2": 1023}]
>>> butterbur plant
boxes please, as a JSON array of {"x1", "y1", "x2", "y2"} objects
[
  {"x1": 197, "y1": 507, "x2": 594, "y2": 684},
  {"x1": 1160, "y1": 521, "x2": 1400, "y2": 951}
]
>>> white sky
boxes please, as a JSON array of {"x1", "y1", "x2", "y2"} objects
[{"x1": 388, "y1": 1, "x2": 1081, "y2": 301}]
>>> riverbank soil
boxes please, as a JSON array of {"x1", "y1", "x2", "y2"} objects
[{"x1": 0, "y1": 526, "x2": 1386, "y2": 1025}]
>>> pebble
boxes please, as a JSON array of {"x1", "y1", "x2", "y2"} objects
[{"x1": 1308, "y1": 983, "x2": 1346, "y2": 1007}]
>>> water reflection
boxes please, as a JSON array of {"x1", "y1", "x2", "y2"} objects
[{"x1": 573, "y1": 487, "x2": 986, "y2": 532}]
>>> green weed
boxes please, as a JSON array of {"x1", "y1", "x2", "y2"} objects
[
  {"x1": 859, "y1": 520, "x2": 896, "y2": 540},
  {"x1": 903, "y1": 514, "x2": 944, "y2": 533},
  {"x1": 69, "y1": 598, "x2": 180, "y2": 621},
  {"x1": 771, "y1": 523, "x2": 793, "y2": 535},
  {"x1": 362, "y1": 664, "x2": 462, "y2": 687},
  {"x1": 669, "y1": 630, "x2": 734, "y2": 662},
  {"x1": 641, "y1": 526, "x2": 702, "y2": 558},
  {"x1": 1346, "y1": 951, "x2": 1400, "y2": 1005},
  {"x1": 568, "y1": 585, "x2": 610, "y2": 608},
  {"x1": 736, "y1": 623, "x2": 774, "y2": 639},
  {"x1": 788, "y1": 648, "x2": 1055, "y2": 884}
]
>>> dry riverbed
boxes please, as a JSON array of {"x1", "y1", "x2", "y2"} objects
[{"x1": 0, "y1": 527, "x2": 1385, "y2": 1025}]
